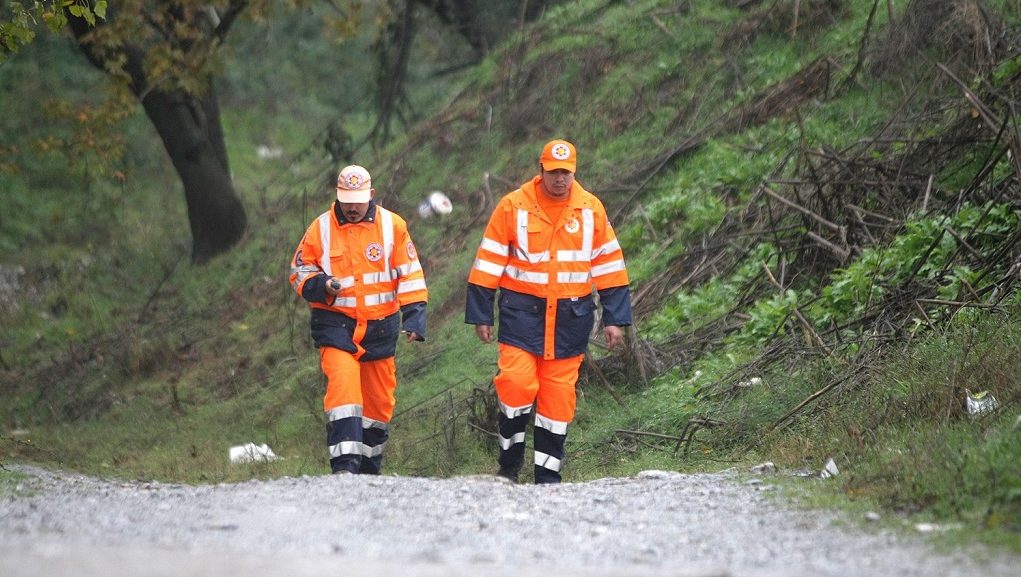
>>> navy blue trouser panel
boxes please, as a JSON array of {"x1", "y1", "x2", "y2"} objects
[
  {"x1": 497, "y1": 411, "x2": 529, "y2": 472},
  {"x1": 327, "y1": 415, "x2": 362, "y2": 473},
  {"x1": 359, "y1": 426, "x2": 389, "y2": 475},
  {"x1": 533, "y1": 425, "x2": 567, "y2": 484}
]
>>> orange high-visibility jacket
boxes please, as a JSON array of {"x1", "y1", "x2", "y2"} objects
[
  {"x1": 466, "y1": 176, "x2": 631, "y2": 359},
  {"x1": 292, "y1": 202, "x2": 427, "y2": 359}
]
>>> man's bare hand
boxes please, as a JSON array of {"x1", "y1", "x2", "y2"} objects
[
  {"x1": 604, "y1": 325, "x2": 625, "y2": 349},
  {"x1": 326, "y1": 277, "x2": 341, "y2": 296},
  {"x1": 475, "y1": 325, "x2": 494, "y2": 343}
]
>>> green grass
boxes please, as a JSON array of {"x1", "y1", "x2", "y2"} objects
[
  {"x1": 2, "y1": 0, "x2": 1020, "y2": 555},
  {"x1": 0, "y1": 465, "x2": 30, "y2": 497}
]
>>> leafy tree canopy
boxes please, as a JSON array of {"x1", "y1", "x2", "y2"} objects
[{"x1": 1, "y1": 0, "x2": 107, "y2": 59}]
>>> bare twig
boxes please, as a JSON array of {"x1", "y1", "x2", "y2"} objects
[
  {"x1": 648, "y1": 13, "x2": 675, "y2": 39},
  {"x1": 921, "y1": 174, "x2": 934, "y2": 213},
  {"x1": 762, "y1": 369, "x2": 860, "y2": 437},
  {"x1": 615, "y1": 429, "x2": 683, "y2": 442},
  {"x1": 839, "y1": 0, "x2": 880, "y2": 93},
  {"x1": 916, "y1": 298, "x2": 1001, "y2": 310},
  {"x1": 762, "y1": 185, "x2": 846, "y2": 236},
  {"x1": 943, "y1": 225, "x2": 982, "y2": 260},
  {"x1": 792, "y1": 308, "x2": 832, "y2": 356},
  {"x1": 913, "y1": 300, "x2": 938, "y2": 333},
  {"x1": 466, "y1": 421, "x2": 498, "y2": 438},
  {"x1": 584, "y1": 354, "x2": 624, "y2": 406},
  {"x1": 138, "y1": 254, "x2": 183, "y2": 321},
  {"x1": 806, "y1": 231, "x2": 851, "y2": 261}
]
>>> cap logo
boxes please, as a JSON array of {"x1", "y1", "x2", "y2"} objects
[
  {"x1": 551, "y1": 143, "x2": 571, "y2": 161},
  {"x1": 343, "y1": 173, "x2": 364, "y2": 189}
]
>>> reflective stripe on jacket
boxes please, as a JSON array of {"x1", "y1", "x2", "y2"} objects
[
  {"x1": 291, "y1": 202, "x2": 427, "y2": 359},
  {"x1": 466, "y1": 177, "x2": 631, "y2": 359}
]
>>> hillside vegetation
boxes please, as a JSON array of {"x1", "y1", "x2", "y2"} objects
[{"x1": 2, "y1": 0, "x2": 1020, "y2": 551}]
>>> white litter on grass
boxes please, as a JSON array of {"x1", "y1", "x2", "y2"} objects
[
  {"x1": 635, "y1": 470, "x2": 683, "y2": 480},
  {"x1": 256, "y1": 145, "x2": 283, "y2": 160},
  {"x1": 229, "y1": 443, "x2": 281, "y2": 464},
  {"x1": 417, "y1": 191, "x2": 453, "y2": 218},
  {"x1": 965, "y1": 390, "x2": 998, "y2": 416},
  {"x1": 736, "y1": 376, "x2": 763, "y2": 388},
  {"x1": 914, "y1": 522, "x2": 963, "y2": 533},
  {"x1": 820, "y1": 457, "x2": 839, "y2": 479}
]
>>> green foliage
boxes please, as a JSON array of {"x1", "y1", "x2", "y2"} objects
[
  {"x1": 991, "y1": 53, "x2": 1021, "y2": 86},
  {"x1": 734, "y1": 288, "x2": 803, "y2": 345},
  {"x1": 805, "y1": 203, "x2": 1020, "y2": 331},
  {"x1": 645, "y1": 138, "x2": 776, "y2": 230},
  {"x1": 643, "y1": 278, "x2": 729, "y2": 338},
  {"x1": 734, "y1": 302, "x2": 1021, "y2": 541},
  {"x1": 2, "y1": 0, "x2": 1021, "y2": 555},
  {"x1": 0, "y1": 8, "x2": 36, "y2": 52},
  {"x1": 0, "y1": 466, "x2": 30, "y2": 496},
  {"x1": 219, "y1": 6, "x2": 379, "y2": 124},
  {"x1": 644, "y1": 242, "x2": 778, "y2": 340},
  {"x1": 0, "y1": 1, "x2": 106, "y2": 58}
]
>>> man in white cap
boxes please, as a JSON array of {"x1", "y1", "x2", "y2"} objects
[{"x1": 290, "y1": 165, "x2": 428, "y2": 474}]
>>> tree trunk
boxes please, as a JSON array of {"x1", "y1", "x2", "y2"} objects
[
  {"x1": 140, "y1": 85, "x2": 247, "y2": 264},
  {"x1": 65, "y1": 6, "x2": 248, "y2": 264}
]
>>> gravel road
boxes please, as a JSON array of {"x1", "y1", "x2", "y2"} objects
[{"x1": 1, "y1": 464, "x2": 1016, "y2": 577}]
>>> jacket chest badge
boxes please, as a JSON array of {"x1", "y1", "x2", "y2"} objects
[
  {"x1": 564, "y1": 218, "x2": 580, "y2": 234},
  {"x1": 365, "y1": 242, "x2": 384, "y2": 261}
]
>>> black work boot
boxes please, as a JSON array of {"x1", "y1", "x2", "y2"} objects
[
  {"x1": 496, "y1": 410, "x2": 527, "y2": 484},
  {"x1": 330, "y1": 456, "x2": 360, "y2": 475},
  {"x1": 533, "y1": 464, "x2": 561, "y2": 484},
  {"x1": 496, "y1": 463, "x2": 521, "y2": 484}
]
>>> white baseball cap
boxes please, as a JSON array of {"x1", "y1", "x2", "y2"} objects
[{"x1": 336, "y1": 165, "x2": 373, "y2": 203}]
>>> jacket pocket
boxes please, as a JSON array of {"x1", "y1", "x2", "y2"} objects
[
  {"x1": 361, "y1": 313, "x2": 399, "y2": 360},
  {"x1": 554, "y1": 296, "x2": 596, "y2": 357},
  {"x1": 328, "y1": 247, "x2": 350, "y2": 275},
  {"x1": 310, "y1": 309, "x2": 356, "y2": 353},
  {"x1": 365, "y1": 312, "x2": 399, "y2": 342},
  {"x1": 497, "y1": 290, "x2": 544, "y2": 352}
]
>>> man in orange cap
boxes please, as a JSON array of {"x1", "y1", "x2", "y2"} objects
[
  {"x1": 291, "y1": 164, "x2": 428, "y2": 475},
  {"x1": 466, "y1": 139, "x2": 632, "y2": 483}
]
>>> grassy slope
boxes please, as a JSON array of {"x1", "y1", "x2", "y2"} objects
[{"x1": 1, "y1": 0, "x2": 1019, "y2": 549}]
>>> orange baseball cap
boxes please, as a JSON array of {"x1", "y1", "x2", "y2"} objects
[
  {"x1": 540, "y1": 139, "x2": 577, "y2": 173},
  {"x1": 336, "y1": 165, "x2": 373, "y2": 203}
]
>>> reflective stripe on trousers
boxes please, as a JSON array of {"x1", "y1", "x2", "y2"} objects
[
  {"x1": 493, "y1": 344, "x2": 582, "y2": 483},
  {"x1": 496, "y1": 410, "x2": 570, "y2": 483},
  {"x1": 321, "y1": 347, "x2": 396, "y2": 474}
]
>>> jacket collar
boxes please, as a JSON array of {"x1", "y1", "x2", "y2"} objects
[
  {"x1": 517, "y1": 176, "x2": 589, "y2": 221},
  {"x1": 334, "y1": 200, "x2": 377, "y2": 225}
]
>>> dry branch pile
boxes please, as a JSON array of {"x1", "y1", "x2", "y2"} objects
[
  {"x1": 614, "y1": 52, "x2": 1021, "y2": 445},
  {"x1": 388, "y1": 0, "x2": 1021, "y2": 461}
]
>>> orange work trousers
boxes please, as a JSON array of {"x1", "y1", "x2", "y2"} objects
[
  {"x1": 493, "y1": 343, "x2": 582, "y2": 422},
  {"x1": 493, "y1": 343, "x2": 583, "y2": 483},
  {"x1": 320, "y1": 346, "x2": 396, "y2": 474}
]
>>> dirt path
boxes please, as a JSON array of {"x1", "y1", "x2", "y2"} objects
[{"x1": 0, "y1": 464, "x2": 1015, "y2": 577}]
